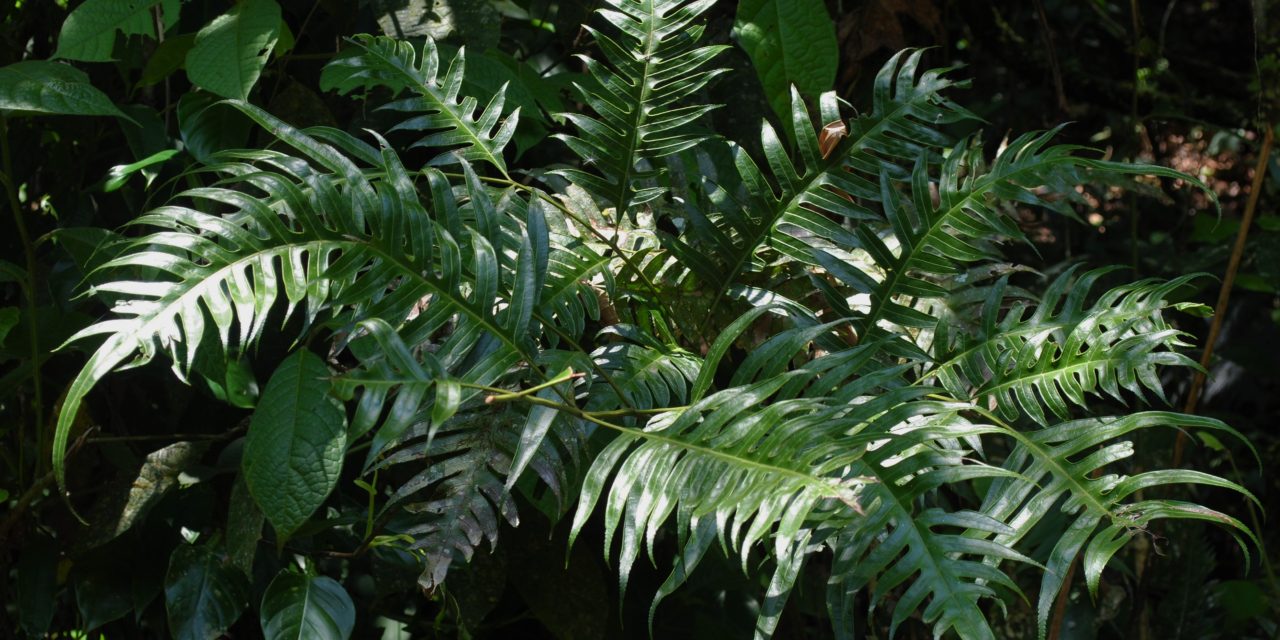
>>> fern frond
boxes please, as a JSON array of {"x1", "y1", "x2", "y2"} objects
[
  {"x1": 977, "y1": 412, "x2": 1257, "y2": 638},
  {"x1": 321, "y1": 34, "x2": 520, "y2": 175},
  {"x1": 554, "y1": 0, "x2": 729, "y2": 215},
  {"x1": 932, "y1": 267, "x2": 1201, "y2": 425},
  {"x1": 568, "y1": 378, "x2": 864, "y2": 616},
  {"x1": 53, "y1": 102, "x2": 565, "y2": 496},
  {"x1": 670, "y1": 51, "x2": 975, "y2": 331},
  {"x1": 587, "y1": 324, "x2": 700, "y2": 411}
]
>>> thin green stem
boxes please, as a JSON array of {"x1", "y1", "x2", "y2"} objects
[
  {"x1": 0, "y1": 116, "x2": 41, "y2": 483},
  {"x1": 484, "y1": 368, "x2": 583, "y2": 402}
]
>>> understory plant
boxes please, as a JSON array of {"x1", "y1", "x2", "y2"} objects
[{"x1": 44, "y1": 0, "x2": 1256, "y2": 638}]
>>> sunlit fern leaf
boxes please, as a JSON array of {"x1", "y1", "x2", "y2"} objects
[
  {"x1": 332, "y1": 319, "x2": 464, "y2": 468},
  {"x1": 820, "y1": 396, "x2": 1032, "y2": 640},
  {"x1": 554, "y1": 0, "x2": 729, "y2": 216},
  {"x1": 974, "y1": 412, "x2": 1257, "y2": 639},
  {"x1": 320, "y1": 34, "x2": 519, "y2": 176},
  {"x1": 568, "y1": 377, "x2": 868, "y2": 610},
  {"x1": 930, "y1": 267, "x2": 1203, "y2": 425},
  {"x1": 848, "y1": 129, "x2": 1209, "y2": 355},
  {"x1": 53, "y1": 101, "x2": 560, "y2": 496},
  {"x1": 666, "y1": 52, "x2": 976, "y2": 333}
]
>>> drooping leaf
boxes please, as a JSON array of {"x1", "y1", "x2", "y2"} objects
[
  {"x1": 185, "y1": 0, "x2": 282, "y2": 100},
  {"x1": 164, "y1": 543, "x2": 250, "y2": 640},
  {"x1": 0, "y1": 61, "x2": 131, "y2": 119},
  {"x1": 242, "y1": 351, "x2": 348, "y2": 542},
  {"x1": 259, "y1": 572, "x2": 355, "y2": 640},
  {"x1": 733, "y1": 0, "x2": 839, "y2": 121}
]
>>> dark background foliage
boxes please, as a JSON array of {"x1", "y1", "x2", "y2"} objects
[{"x1": 1, "y1": 0, "x2": 1276, "y2": 638}]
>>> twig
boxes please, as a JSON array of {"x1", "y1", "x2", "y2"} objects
[{"x1": 1174, "y1": 125, "x2": 1274, "y2": 466}]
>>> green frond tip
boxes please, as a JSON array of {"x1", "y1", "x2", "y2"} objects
[
  {"x1": 553, "y1": 0, "x2": 729, "y2": 216},
  {"x1": 320, "y1": 34, "x2": 520, "y2": 175}
]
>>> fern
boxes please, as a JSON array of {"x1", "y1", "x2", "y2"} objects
[
  {"x1": 320, "y1": 35, "x2": 520, "y2": 175},
  {"x1": 53, "y1": 6, "x2": 1256, "y2": 639}
]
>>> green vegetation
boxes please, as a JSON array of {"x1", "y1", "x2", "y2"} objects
[{"x1": 1, "y1": 1, "x2": 1275, "y2": 638}]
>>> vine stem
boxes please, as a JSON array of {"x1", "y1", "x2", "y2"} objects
[
  {"x1": 1174, "y1": 124, "x2": 1273, "y2": 466},
  {"x1": 0, "y1": 115, "x2": 42, "y2": 483}
]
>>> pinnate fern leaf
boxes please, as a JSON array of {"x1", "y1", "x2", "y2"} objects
[
  {"x1": 555, "y1": 0, "x2": 729, "y2": 215},
  {"x1": 321, "y1": 34, "x2": 519, "y2": 175}
]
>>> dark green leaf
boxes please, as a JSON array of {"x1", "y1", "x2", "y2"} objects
[
  {"x1": 734, "y1": 0, "x2": 839, "y2": 121},
  {"x1": 0, "y1": 61, "x2": 130, "y2": 119},
  {"x1": 140, "y1": 33, "x2": 197, "y2": 87},
  {"x1": 259, "y1": 572, "x2": 355, "y2": 640},
  {"x1": 165, "y1": 543, "x2": 250, "y2": 640},
  {"x1": 186, "y1": 0, "x2": 282, "y2": 100},
  {"x1": 54, "y1": 0, "x2": 164, "y2": 62},
  {"x1": 242, "y1": 350, "x2": 348, "y2": 542}
]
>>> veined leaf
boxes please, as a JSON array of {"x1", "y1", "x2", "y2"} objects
[
  {"x1": 164, "y1": 543, "x2": 250, "y2": 640},
  {"x1": 259, "y1": 572, "x2": 355, "y2": 640},
  {"x1": 0, "y1": 61, "x2": 131, "y2": 120},
  {"x1": 242, "y1": 351, "x2": 347, "y2": 542},
  {"x1": 733, "y1": 0, "x2": 839, "y2": 122},
  {"x1": 54, "y1": 0, "x2": 165, "y2": 62},
  {"x1": 186, "y1": 0, "x2": 282, "y2": 100}
]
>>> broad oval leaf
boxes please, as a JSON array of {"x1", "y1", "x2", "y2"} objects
[
  {"x1": 164, "y1": 543, "x2": 250, "y2": 640},
  {"x1": 242, "y1": 350, "x2": 348, "y2": 542},
  {"x1": 54, "y1": 0, "x2": 164, "y2": 62},
  {"x1": 260, "y1": 572, "x2": 355, "y2": 640},
  {"x1": 186, "y1": 0, "x2": 282, "y2": 100},
  {"x1": 733, "y1": 0, "x2": 839, "y2": 122},
  {"x1": 0, "y1": 61, "x2": 129, "y2": 119}
]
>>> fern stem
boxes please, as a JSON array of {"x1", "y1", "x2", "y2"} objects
[
  {"x1": 1174, "y1": 124, "x2": 1273, "y2": 465},
  {"x1": 0, "y1": 115, "x2": 41, "y2": 483}
]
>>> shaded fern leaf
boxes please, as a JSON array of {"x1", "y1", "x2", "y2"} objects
[
  {"x1": 321, "y1": 34, "x2": 519, "y2": 175},
  {"x1": 825, "y1": 399, "x2": 1030, "y2": 640},
  {"x1": 977, "y1": 412, "x2": 1257, "y2": 639},
  {"x1": 586, "y1": 323, "x2": 700, "y2": 411}
]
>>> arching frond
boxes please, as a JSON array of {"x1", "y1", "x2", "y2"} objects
[
  {"x1": 932, "y1": 267, "x2": 1203, "y2": 425},
  {"x1": 666, "y1": 51, "x2": 975, "y2": 331},
  {"x1": 53, "y1": 102, "x2": 565, "y2": 498},
  {"x1": 979, "y1": 412, "x2": 1256, "y2": 639},
  {"x1": 321, "y1": 34, "x2": 520, "y2": 175}
]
